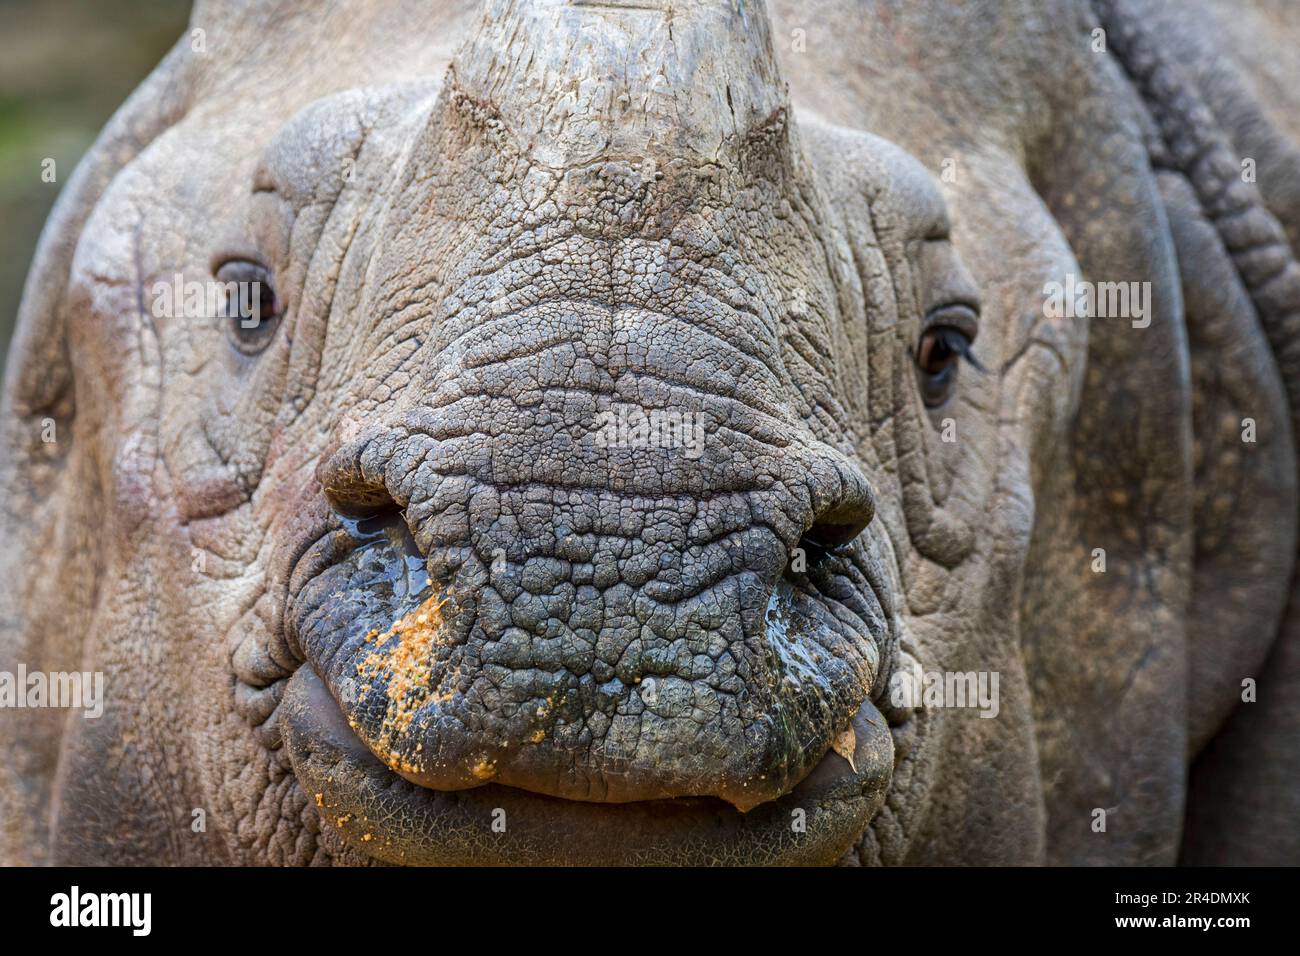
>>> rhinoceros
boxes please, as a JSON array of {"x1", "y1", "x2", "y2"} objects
[{"x1": 2, "y1": 0, "x2": 1298, "y2": 866}]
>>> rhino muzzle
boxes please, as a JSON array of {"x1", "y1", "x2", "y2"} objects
[{"x1": 287, "y1": 362, "x2": 887, "y2": 811}]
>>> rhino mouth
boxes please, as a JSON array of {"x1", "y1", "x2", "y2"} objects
[
  {"x1": 282, "y1": 665, "x2": 892, "y2": 865},
  {"x1": 282, "y1": 507, "x2": 897, "y2": 864}
]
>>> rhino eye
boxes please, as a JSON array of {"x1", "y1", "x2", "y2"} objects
[
  {"x1": 216, "y1": 260, "x2": 282, "y2": 355},
  {"x1": 916, "y1": 306, "x2": 979, "y2": 408}
]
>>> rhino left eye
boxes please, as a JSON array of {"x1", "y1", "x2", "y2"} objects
[
  {"x1": 916, "y1": 307, "x2": 979, "y2": 408},
  {"x1": 216, "y1": 260, "x2": 282, "y2": 355}
]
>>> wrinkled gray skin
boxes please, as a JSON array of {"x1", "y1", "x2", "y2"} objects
[{"x1": 3, "y1": 0, "x2": 1300, "y2": 865}]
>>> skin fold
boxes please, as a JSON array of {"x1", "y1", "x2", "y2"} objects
[{"x1": 1, "y1": 0, "x2": 1298, "y2": 865}]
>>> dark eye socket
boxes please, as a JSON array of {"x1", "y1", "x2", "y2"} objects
[
  {"x1": 216, "y1": 260, "x2": 281, "y2": 355},
  {"x1": 915, "y1": 306, "x2": 979, "y2": 408}
]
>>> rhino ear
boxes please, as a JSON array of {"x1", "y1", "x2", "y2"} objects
[{"x1": 0, "y1": 37, "x2": 195, "y2": 865}]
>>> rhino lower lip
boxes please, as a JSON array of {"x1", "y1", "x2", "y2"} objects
[{"x1": 281, "y1": 665, "x2": 894, "y2": 866}]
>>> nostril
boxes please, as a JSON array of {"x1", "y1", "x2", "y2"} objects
[
  {"x1": 786, "y1": 454, "x2": 877, "y2": 575},
  {"x1": 792, "y1": 521, "x2": 860, "y2": 577},
  {"x1": 801, "y1": 514, "x2": 868, "y2": 551},
  {"x1": 318, "y1": 429, "x2": 401, "y2": 518},
  {"x1": 346, "y1": 504, "x2": 407, "y2": 538},
  {"x1": 329, "y1": 494, "x2": 400, "y2": 521},
  {"x1": 322, "y1": 466, "x2": 397, "y2": 519},
  {"x1": 804, "y1": 468, "x2": 876, "y2": 550},
  {"x1": 791, "y1": 509, "x2": 873, "y2": 581}
]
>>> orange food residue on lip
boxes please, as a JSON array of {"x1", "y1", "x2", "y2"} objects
[{"x1": 355, "y1": 591, "x2": 456, "y2": 774}]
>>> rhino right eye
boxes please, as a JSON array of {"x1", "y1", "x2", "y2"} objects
[
  {"x1": 216, "y1": 260, "x2": 282, "y2": 355},
  {"x1": 916, "y1": 304, "x2": 980, "y2": 408}
]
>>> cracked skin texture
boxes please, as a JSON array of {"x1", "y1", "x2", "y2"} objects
[{"x1": 1, "y1": 0, "x2": 1299, "y2": 865}]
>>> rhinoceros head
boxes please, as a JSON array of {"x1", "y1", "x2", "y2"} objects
[{"x1": 2, "y1": 0, "x2": 1297, "y2": 866}]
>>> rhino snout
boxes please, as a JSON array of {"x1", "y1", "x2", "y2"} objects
[{"x1": 290, "y1": 387, "x2": 885, "y2": 812}]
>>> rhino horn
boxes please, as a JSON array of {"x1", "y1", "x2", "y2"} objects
[{"x1": 446, "y1": 0, "x2": 789, "y2": 167}]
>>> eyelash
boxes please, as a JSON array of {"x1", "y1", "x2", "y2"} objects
[{"x1": 929, "y1": 327, "x2": 983, "y2": 372}]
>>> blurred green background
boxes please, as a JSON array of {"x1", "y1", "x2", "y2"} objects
[{"x1": 0, "y1": 0, "x2": 191, "y2": 382}]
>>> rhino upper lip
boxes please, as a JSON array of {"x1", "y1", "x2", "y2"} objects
[{"x1": 282, "y1": 514, "x2": 386, "y2": 663}]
